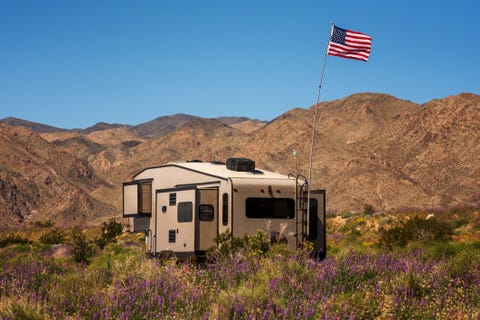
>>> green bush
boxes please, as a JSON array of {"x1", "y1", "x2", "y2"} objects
[
  {"x1": 245, "y1": 230, "x2": 269, "y2": 256},
  {"x1": 94, "y1": 219, "x2": 124, "y2": 249},
  {"x1": 452, "y1": 217, "x2": 470, "y2": 228},
  {"x1": 378, "y1": 216, "x2": 453, "y2": 249},
  {"x1": 32, "y1": 219, "x2": 55, "y2": 228},
  {"x1": 446, "y1": 249, "x2": 479, "y2": 278},
  {"x1": 39, "y1": 227, "x2": 67, "y2": 244},
  {"x1": 347, "y1": 228, "x2": 362, "y2": 242},
  {"x1": 340, "y1": 211, "x2": 353, "y2": 218},
  {"x1": 208, "y1": 229, "x2": 284, "y2": 260},
  {"x1": 0, "y1": 234, "x2": 31, "y2": 248},
  {"x1": 70, "y1": 227, "x2": 96, "y2": 264},
  {"x1": 363, "y1": 204, "x2": 375, "y2": 215},
  {"x1": 207, "y1": 230, "x2": 245, "y2": 259}
]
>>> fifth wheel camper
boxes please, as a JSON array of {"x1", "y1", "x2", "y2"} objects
[{"x1": 123, "y1": 158, "x2": 325, "y2": 258}]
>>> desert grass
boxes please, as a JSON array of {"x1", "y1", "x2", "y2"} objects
[{"x1": 0, "y1": 208, "x2": 479, "y2": 319}]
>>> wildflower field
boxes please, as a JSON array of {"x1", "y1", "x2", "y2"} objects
[{"x1": 1, "y1": 208, "x2": 479, "y2": 319}]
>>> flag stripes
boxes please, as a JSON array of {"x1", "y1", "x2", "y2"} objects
[{"x1": 327, "y1": 25, "x2": 372, "y2": 62}]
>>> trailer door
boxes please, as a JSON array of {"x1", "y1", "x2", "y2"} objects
[
  {"x1": 196, "y1": 188, "x2": 219, "y2": 251},
  {"x1": 155, "y1": 187, "x2": 196, "y2": 255},
  {"x1": 309, "y1": 190, "x2": 326, "y2": 258}
]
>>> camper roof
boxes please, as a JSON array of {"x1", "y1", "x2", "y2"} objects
[{"x1": 135, "y1": 160, "x2": 295, "y2": 181}]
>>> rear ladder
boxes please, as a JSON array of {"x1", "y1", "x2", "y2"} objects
[{"x1": 295, "y1": 175, "x2": 309, "y2": 248}]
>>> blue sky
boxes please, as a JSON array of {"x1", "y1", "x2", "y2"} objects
[{"x1": 1, "y1": 1, "x2": 478, "y2": 129}]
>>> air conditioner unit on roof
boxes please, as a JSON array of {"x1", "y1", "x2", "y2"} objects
[{"x1": 226, "y1": 158, "x2": 255, "y2": 171}]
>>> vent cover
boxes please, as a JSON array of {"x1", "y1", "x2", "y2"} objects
[{"x1": 168, "y1": 230, "x2": 176, "y2": 243}]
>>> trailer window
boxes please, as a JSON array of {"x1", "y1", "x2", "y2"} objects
[
  {"x1": 246, "y1": 198, "x2": 294, "y2": 219},
  {"x1": 309, "y1": 199, "x2": 318, "y2": 240},
  {"x1": 138, "y1": 182, "x2": 152, "y2": 216},
  {"x1": 178, "y1": 202, "x2": 193, "y2": 222},
  {"x1": 222, "y1": 193, "x2": 228, "y2": 226},
  {"x1": 199, "y1": 204, "x2": 214, "y2": 221}
]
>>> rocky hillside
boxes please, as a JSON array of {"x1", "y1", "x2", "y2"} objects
[
  {"x1": 0, "y1": 125, "x2": 113, "y2": 228},
  {"x1": 0, "y1": 93, "x2": 478, "y2": 228}
]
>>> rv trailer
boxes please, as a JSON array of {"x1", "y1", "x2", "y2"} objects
[{"x1": 122, "y1": 158, "x2": 326, "y2": 258}]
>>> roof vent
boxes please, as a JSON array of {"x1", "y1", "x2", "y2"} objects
[
  {"x1": 187, "y1": 159, "x2": 203, "y2": 163},
  {"x1": 226, "y1": 158, "x2": 255, "y2": 172}
]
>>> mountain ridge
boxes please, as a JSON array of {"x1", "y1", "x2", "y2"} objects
[
  {"x1": 1, "y1": 92, "x2": 478, "y2": 228},
  {"x1": 0, "y1": 114, "x2": 267, "y2": 137}
]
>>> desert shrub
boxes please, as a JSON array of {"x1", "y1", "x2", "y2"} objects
[
  {"x1": 340, "y1": 211, "x2": 353, "y2": 218},
  {"x1": 347, "y1": 228, "x2": 362, "y2": 242},
  {"x1": 423, "y1": 241, "x2": 479, "y2": 261},
  {"x1": 32, "y1": 219, "x2": 54, "y2": 228},
  {"x1": 378, "y1": 215, "x2": 392, "y2": 228},
  {"x1": 267, "y1": 242, "x2": 296, "y2": 257},
  {"x1": 363, "y1": 203, "x2": 375, "y2": 215},
  {"x1": 208, "y1": 229, "x2": 293, "y2": 261},
  {"x1": 245, "y1": 229, "x2": 269, "y2": 256},
  {"x1": 429, "y1": 241, "x2": 480, "y2": 279},
  {"x1": 207, "y1": 230, "x2": 245, "y2": 260},
  {"x1": 102, "y1": 219, "x2": 123, "y2": 240},
  {"x1": 452, "y1": 217, "x2": 470, "y2": 228},
  {"x1": 378, "y1": 224, "x2": 409, "y2": 249},
  {"x1": 378, "y1": 216, "x2": 453, "y2": 249},
  {"x1": 93, "y1": 236, "x2": 108, "y2": 250},
  {"x1": 39, "y1": 227, "x2": 67, "y2": 244},
  {"x1": 0, "y1": 234, "x2": 31, "y2": 248},
  {"x1": 408, "y1": 216, "x2": 453, "y2": 241},
  {"x1": 94, "y1": 219, "x2": 124, "y2": 249},
  {"x1": 70, "y1": 227, "x2": 96, "y2": 264},
  {"x1": 445, "y1": 248, "x2": 480, "y2": 279}
]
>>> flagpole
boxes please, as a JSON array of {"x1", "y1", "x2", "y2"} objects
[
  {"x1": 308, "y1": 22, "x2": 334, "y2": 184},
  {"x1": 306, "y1": 22, "x2": 334, "y2": 241}
]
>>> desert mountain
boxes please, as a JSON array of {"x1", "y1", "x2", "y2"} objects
[
  {"x1": 0, "y1": 124, "x2": 113, "y2": 228},
  {"x1": 1, "y1": 117, "x2": 67, "y2": 133},
  {"x1": 81, "y1": 122, "x2": 130, "y2": 134},
  {"x1": 129, "y1": 114, "x2": 266, "y2": 138},
  {"x1": 0, "y1": 93, "x2": 478, "y2": 228}
]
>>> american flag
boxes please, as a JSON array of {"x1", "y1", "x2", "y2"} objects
[{"x1": 327, "y1": 25, "x2": 372, "y2": 62}]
